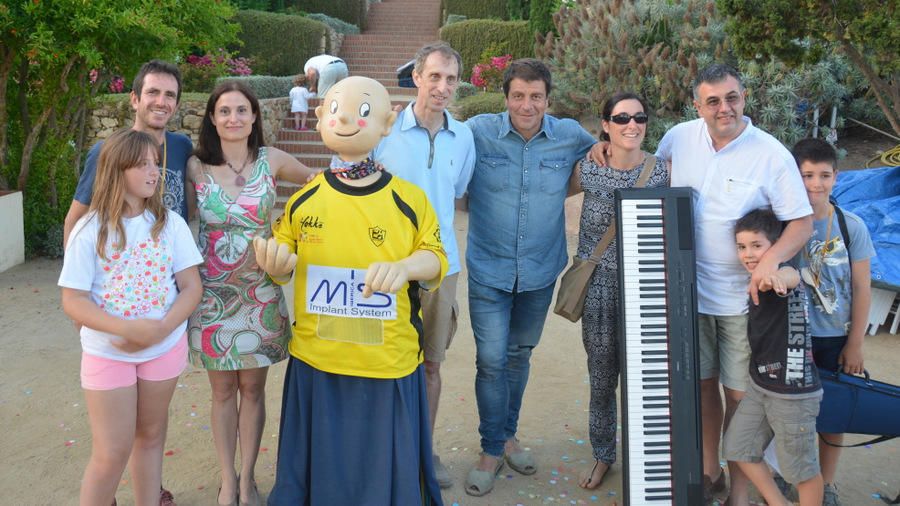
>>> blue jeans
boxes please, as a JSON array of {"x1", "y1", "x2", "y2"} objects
[{"x1": 468, "y1": 276, "x2": 555, "y2": 457}]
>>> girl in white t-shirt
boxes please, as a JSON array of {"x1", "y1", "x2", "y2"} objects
[
  {"x1": 289, "y1": 73, "x2": 313, "y2": 130},
  {"x1": 59, "y1": 128, "x2": 203, "y2": 506}
]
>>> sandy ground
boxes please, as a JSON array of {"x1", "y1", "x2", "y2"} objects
[{"x1": 2, "y1": 208, "x2": 899, "y2": 506}]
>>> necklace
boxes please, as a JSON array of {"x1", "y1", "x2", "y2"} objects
[{"x1": 225, "y1": 153, "x2": 252, "y2": 186}]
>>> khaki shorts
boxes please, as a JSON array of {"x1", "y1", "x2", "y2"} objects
[
  {"x1": 723, "y1": 384, "x2": 822, "y2": 484},
  {"x1": 420, "y1": 273, "x2": 459, "y2": 363},
  {"x1": 698, "y1": 313, "x2": 750, "y2": 391}
]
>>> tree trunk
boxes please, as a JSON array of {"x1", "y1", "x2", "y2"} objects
[
  {"x1": 16, "y1": 55, "x2": 78, "y2": 193},
  {"x1": 16, "y1": 106, "x2": 51, "y2": 192},
  {"x1": 0, "y1": 46, "x2": 15, "y2": 181},
  {"x1": 17, "y1": 59, "x2": 31, "y2": 137},
  {"x1": 837, "y1": 33, "x2": 900, "y2": 137}
]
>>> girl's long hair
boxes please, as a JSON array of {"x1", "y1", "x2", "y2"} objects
[{"x1": 90, "y1": 128, "x2": 168, "y2": 260}]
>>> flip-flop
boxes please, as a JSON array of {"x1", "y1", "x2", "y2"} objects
[
  {"x1": 505, "y1": 448, "x2": 537, "y2": 475},
  {"x1": 464, "y1": 456, "x2": 505, "y2": 497}
]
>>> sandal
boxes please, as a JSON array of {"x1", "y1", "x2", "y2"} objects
[
  {"x1": 504, "y1": 448, "x2": 537, "y2": 475},
  {"x1": 216, "y1": 486, "x2": 237, "y2": 506},
  {"x1": 464, "y1": 455, "x2": 505, "y2": 497},
  {"x1": 579, "y1": 460, "x2": 610, "y2": 489},
  {"x1": 159, "y1": 487, "x2": 177, "y2": 506},
  {"x1": 240, "y1": 480, "x2": 261, "y2": 506}
]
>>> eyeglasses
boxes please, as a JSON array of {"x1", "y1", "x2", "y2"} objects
[{"x1": 606, "y1": 112, "x2": 649, "y2": 125}]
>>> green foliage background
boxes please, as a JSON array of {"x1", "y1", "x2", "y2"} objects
[
  {"x1": 293, "y1": 0, "x2": 368, "y2": 30},
  {"x1": 0, "y1": 0, "x2": 239, "y2": 255},
  {"x1": 537, "y1": 0, "x2": 873, "y2": 152},
  {"x1": 215, "y1": 75, "x2": 295, "y2": 99},
  {"x1": 440, "y1": 20, "x2": 535, "y2": 80},
  {"x1": 441, "y1": 0, "x2": 508, "y2": 21},
  {"x1": 232, "y1": 10, "x2": 331, "y2": 76},
  {"x1": 716, "y1": 0, "x2": 900, "y2": 137},
  {"x1": 453, "y1": 92, "x2": 507, "y2": 121}
]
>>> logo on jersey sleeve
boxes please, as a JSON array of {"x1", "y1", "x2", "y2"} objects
[
  {"x1": 369, "y1": 226, "x2": 386, "y2": 247},
  {"x1": 306, "y1": 265, "x2": 396, "y2": 319}
]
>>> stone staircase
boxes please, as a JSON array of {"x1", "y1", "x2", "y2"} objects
[{"x1": 273, "y1": 0, "x2": 443, "y2": 206}]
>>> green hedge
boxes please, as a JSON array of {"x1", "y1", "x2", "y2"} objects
[
  {"x1": 215, "y1": 75, "x2": 295, "y2": 99},
  {"x1": 440, "y1": 19, "x2": 535, "y2": 80},
  {"x1": 306, "y1": 12, "x2": 359, "y2": 34},
  {"x1": 294, "y1": 0, "x2": 367, "y2": 31},
  {"x1": 441, "y1": 0, "x2": 507, "y2": 21},
  {"x1": 233, "y1": 10, "x2": 330, "y2": 76},
  {"x1": 453, "y1": 92, "x2": 506, "y2": 121}
]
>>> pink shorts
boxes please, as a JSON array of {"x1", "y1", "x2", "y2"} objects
[{"x1": 81, "y1": 335, "x2": 188, "y2": 391}]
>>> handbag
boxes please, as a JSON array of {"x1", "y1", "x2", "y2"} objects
[
  {"x1": 553, "y1": 155, "x2": 657, "y2": 322},
  {"x1": 817, "y1": 369, "x2": 900, "y2": 446}
]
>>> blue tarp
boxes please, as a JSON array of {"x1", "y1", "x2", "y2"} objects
[{"x1": 833, "y1": 166, "x2": 900, "y2": 290}]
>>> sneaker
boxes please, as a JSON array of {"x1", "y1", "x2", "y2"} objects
[
  {"x1": 773, "y1": 472, "x2": 799, "y2": 502},
  {"x1": 703, "y1": 468, "x2": 727, "y2": 504},
  {"x1": 823, "y1": 483, "x2": 842, "y2": 506},
  {"x1": 433, "y1": 454, "x2": 453, "y2": 489}
]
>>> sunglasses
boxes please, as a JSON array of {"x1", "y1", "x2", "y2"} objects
[{"x1": 606, "y1": 112, "x2": 649, "y2": 125}]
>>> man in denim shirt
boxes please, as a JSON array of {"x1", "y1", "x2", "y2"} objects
[{"x1": 463, "y1": 58, "x2": 597, "y2": 497}]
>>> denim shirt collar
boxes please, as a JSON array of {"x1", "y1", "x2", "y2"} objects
[{"x1": 497, "y1": 111, "x2": 556, "y2": 142}]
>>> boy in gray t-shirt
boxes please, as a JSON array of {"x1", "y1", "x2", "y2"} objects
[{"x1": 794, "y1": 138, "x2": 875, "y2": 505}]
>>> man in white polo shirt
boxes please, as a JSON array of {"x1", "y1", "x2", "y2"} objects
[
  {"x1": 372, "y1": 41, "x2": 476, "y2": 489},
  {"x1": 655, "y1": 63, "x2": 813, "y2": 505},
  {"x1": 304, "y1": 54, "x2": 349, "y2": 97}
]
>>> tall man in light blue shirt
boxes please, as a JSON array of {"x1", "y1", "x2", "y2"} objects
[
  {"x1": 463, "y1": 59, "x2": 597, "y2": 497},
  {"x1": 372, "y1": 42, "x2": 476, "y2": 489}
]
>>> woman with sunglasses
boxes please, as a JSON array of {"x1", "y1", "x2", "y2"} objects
[{"x1": 569, "y1": 92, "x2": 669, "y2": 489}]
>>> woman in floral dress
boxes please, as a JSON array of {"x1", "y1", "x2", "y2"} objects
[
  {"x1": 186, "y1": 81, "x2": 315, "y2": 506},
  {"x1": 570, "y1": 92, "x2": 669, "y2": 490}
]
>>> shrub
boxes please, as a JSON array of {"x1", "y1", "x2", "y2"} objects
[
  {"x1": 440, "y1": 20, "x2": 535, "y2": 80},
  {"x1": 441, "y1": 0, "x2": 508, "y2": 21},
  {"x1": 537, "y1": 0, "x2": 873, "y2": 151},
  {"x1": 444, "y1": 14, "x2": 468, "y2": 26},
  {"x1": 215, "y1": 75, "x2": 296, "y2": 99},
  {"x1": 471, "y1": 54, "x2": 512, "y2": 92},
  {"x1": 454, "y1": 81, "x2": 479, "y2": 101},
  {"x1": 454, "y1": 92, "x2": 506, "y2": 121},
  {"x1": 295, "y1": 0, "x2": 368, "y2": 30},
  {"x1": 180, "y1": 50, "x2": 253, "y2": 93},
  {"x1": 233, "y1": 10, "x2": 331, "y2": 76},
  {"x1": 306, "y1": 13, "x2": 360, "y2": 34},
  {"x1": 529, "y1": 0, "x2": 560, "y2": 37}
]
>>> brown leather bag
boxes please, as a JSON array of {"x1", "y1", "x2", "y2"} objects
[{"x1": 553, "y1": 155, "x2": 657, "y2": 322}]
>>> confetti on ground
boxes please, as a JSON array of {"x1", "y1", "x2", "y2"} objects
[
  {"x1": 164, "y1": 450, "x2": 175, "y2": 456},
  {"x1": 576, "y1": 439, "x2": 584, "y2": 445},
  {"x1": 65, "y1": 439, "x2": 76, "y2": 447},
  {"x1": 590, "y1": 495, "x2": 598, "y2": 501}
]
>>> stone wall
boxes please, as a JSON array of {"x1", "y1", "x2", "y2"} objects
[{"x1": 86, "y1": 96, "x2": 290, "y2": 147}]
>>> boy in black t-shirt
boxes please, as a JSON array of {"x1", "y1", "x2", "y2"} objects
[{"x1": 722, "y1": 209, "x2": 824, "y2": 506}]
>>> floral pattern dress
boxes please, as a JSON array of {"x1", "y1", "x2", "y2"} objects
[
  {"x1": 577, "y1": 155, "x2": 668, "y2": 464},
  {"x1": 188, "y1": 147, "x2": 291, "y2": 370}
]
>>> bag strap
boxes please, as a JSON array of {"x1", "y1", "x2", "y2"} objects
[
  {"x1": 833, "y1": 204, "x2": 852, "y2": 263},
  {"x1": 819, "y1": 433, "x2": 896, "y2": 448},
  {"x1": 586, "y1": 155, "x2": 657, "y2": 264}
]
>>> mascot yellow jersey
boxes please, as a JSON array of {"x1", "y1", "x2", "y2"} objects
[{"x1": 272, "y1": 170, "x2": 448, "y2": 379}]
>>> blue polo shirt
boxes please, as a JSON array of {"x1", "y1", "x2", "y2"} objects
[
  {"x1": 73, "y1": 131, "x2": 193, "y2": 221},
  {"x1": 373, "y1": 102, "x2": 476, "y2": 275},
  {"x1": 465, "y1": 112, "x2": 595, "y2": 292}
]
